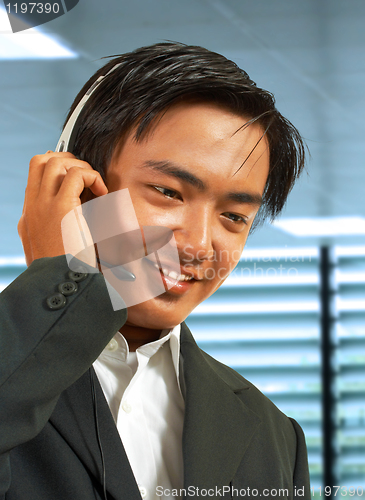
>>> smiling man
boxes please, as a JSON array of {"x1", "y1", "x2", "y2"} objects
[
  {"x1": 105, "y1": 101, "x2": 270, "y2": 341},
  {"x1": 0, "y1": 43, "x2": 310, "y2": 500}
]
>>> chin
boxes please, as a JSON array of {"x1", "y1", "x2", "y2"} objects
[
  {"x1": 126, "y1": 293, "x2": 193, "y2": 330},
  {"x1": 125, "y1": 312, "x2": 183, "y2": 331}
]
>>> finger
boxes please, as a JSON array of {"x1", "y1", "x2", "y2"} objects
[
  {"x1": 40, "y1": 157, "x2": 96, "y2": 199},
  {"x1": 57, "y1": 167, "x2": 108, "y2": 204},
  {"x1": 26, "y1": 152, "x2": 77, "y2": 200}
]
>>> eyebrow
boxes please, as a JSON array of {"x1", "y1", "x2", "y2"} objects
[
  {"x1": 141, "y1": 160, "x2": 263, "y2": 207},
  {"x1": 142, "y1": 160, "x2": 205, "y2": 190}
]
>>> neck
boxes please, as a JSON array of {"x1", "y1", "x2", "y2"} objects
[{"x1": 119, "y1": 323, "x2": 163, "y2": 351}]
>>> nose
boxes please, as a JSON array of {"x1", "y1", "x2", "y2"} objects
[{"x1": 175, "y1": 208, "x2": 215, "y2": 265}]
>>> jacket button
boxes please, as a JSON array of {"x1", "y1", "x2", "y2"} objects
[
  {"x1": 58, "y1": 281, "x2": 78, "y2": 296},
  {"x1": 46, "y1": 293, "x2": 66, "y2": 310},
  {"x1": 68, "y1": 270, "x2": 88, "y2": 282}
]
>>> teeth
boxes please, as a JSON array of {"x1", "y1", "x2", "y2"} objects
[
  {"x1": 165, "y1": 270, "x2": 179, "y2": 280},
  {"x1": 162, "y1": 268, "x2": 194, "y2": 282},
  {"x1": 152, "y1": 263, "x2": 193, "y2": 281}
]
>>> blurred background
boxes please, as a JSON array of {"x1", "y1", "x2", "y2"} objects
[{"x1": 1, "y1": 0, "x2": 364, "y2": 495}]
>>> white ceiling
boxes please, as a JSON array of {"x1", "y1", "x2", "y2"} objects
[{"x1": 1, "y1": 0, "x2": 364, "y2": 254}]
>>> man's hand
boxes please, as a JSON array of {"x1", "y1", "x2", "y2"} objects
[{"x1": 18, "y1": 151, "x2": 108, "y2": 267}]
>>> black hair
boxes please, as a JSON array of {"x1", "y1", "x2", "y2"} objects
[{"x1": 64, "y1": 42, "x2": 306, "y2": 228}]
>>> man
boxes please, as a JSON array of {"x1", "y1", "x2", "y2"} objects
[{"x1": 0, "y1": 43, "x2": 309, "y2": 499}]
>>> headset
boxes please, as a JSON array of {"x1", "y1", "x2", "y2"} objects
[
  {"x1": 55, "y1": 63, "x2": 121, "y2": 153},
  {"x1": 56, "y1": 62, "x2": 136, "y2": 283},
  {"x1": 55, "y1": 62, "x2": 128, "y2": 500}
]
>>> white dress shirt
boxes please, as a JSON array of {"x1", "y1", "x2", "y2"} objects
[{"x1": 93, "y1": 325, "x2": 184, "y2": 500}]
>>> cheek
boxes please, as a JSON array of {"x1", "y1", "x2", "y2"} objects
[
  {"x1": 214, "y1": 235, "x2": 248, "y2": 279},
  {"x1": 207, "y1": 247, "x2": 242, "y2": 286},
  {"x1": 131, "y1": 201, "x2": 168, "y2": 229},
  {"x1": 129, "y1": 191, "x2": 178, "y2": 229}
]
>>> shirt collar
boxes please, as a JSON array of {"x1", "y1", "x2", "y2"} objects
[{"x1": 101, "y1": 324, "x2": 183, "y2": 395}]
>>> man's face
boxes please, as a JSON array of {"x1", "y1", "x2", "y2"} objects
[{"x1": 106, "y1": 102, "x2": 270, "y2": 330}]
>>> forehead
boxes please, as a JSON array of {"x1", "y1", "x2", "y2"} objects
[{"x1": 110, "y1": 101, "x2": 270, "y2": 193}]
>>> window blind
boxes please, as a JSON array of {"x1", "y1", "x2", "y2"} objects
[{"x1": 333, "y1": 246, "x2": 365, "y2": 494}]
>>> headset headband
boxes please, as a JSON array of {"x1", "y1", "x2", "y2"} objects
[{"x1": 55, "y1": 62, "x2": 122, "y2": 153}]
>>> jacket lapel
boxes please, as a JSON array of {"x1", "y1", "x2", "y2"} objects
[
  {"x1": 49, "y1": 368, "x2": 140, "y2": 500},
  {"x1": 180, "y1": 323, "x2": 261, "y2": 493}
]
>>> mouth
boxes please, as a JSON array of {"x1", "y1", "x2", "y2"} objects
[
  {"x1": 143, "y1": 256, "x2": 201, "y2": 295},
  {"x1": 150, "y1": 261, "x2": 195, "y2": 282}
]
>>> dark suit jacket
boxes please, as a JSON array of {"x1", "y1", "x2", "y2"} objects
[{"x1": 0, "y1": 256, "x2": 310, "y2": 499}]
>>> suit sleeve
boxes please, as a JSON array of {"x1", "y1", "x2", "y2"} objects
[
  {"x1": 290, "y1": 418, "x2": 311, "y2": 499},
  {"x1": 0, "y1": 255, "x2": 127, "y2": 495}
]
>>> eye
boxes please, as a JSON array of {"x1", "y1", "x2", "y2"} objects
[
  {"x1": 153, "y1": 186, "x2": 181, "y2": 200},
  {"x1": 222, "y1": 212, "x2": 248, "y2": 225}
]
